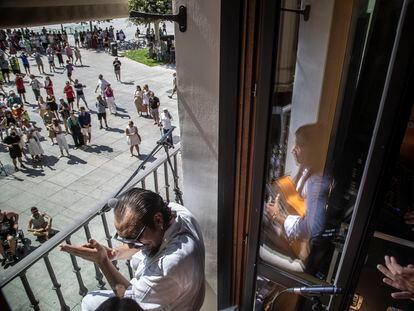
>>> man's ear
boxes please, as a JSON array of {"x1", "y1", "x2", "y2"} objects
[{"x1": 153, "y1": 212, "x2": 164, "y2": 227}]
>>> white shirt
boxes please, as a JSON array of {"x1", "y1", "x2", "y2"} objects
[
  {"x1": 160, "y1": 112, "x2": 172, "y2": 130},
  {"x1": 97, "y1": 78, "x2": 109, "y2": 93},
  {"x1": 129, "y1": 203, "x2": 205, "y2": 310}
]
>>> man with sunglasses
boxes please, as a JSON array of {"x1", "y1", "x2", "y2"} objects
[{"x1": 60, "y1": 188, "x2": 205, "y2": 311}]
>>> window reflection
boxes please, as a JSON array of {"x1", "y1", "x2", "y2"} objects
[{"x1": 261, "y1": 123, "x2": 331, "y2": 267}]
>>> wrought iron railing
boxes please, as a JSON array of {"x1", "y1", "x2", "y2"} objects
[{"x1": 0, "y1": 144, "x2": 181, "y2": 311}]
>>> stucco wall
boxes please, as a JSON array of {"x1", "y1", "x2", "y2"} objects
[
  {"x1": 285, "y1": 0, "x2": 335, "y2": 175},
  {"x1": 174, "y1": 0, "x2": 220, "y2": 293}
]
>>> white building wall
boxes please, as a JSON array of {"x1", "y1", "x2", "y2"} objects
[
  {"x1": 174, "y1": 0, "x2": 220, "y2": 294},
  {"x1": 285, "y1": 0, "x2": 335, "y2": 175}
]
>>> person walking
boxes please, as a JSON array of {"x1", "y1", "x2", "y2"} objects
[
  {"x1": 160, "y1": 108, "x2": 173, "y2": 147},
  {"x1": 94, "y1": 74, "x2": 109, "y2": 97},
  {"x1": 64, "y1": 60, "x2": 74, "y2": 83},
  {"x1": 78, "y1": 107, "x2": 91, "y2": 145},
  {"x1": 134, "y1": 85, "x2": 147, "y2": 116},
  {"x1": 67, "y1": 111, "x2": 84, "y2": 149},
  {"x1": 104, "y1": 84, "x2": 116, "y2": 115},
  {"x1": 51, "y1": 118, "x2": 70, "y2": 157},
  {"x1": 29, "y1": 74, "x2": 42, "y2": 101},
  {"x1": 168, "y1": 72, "x2": 177, "y2": 98},
  {"x1": 96, "y1": 95, "x2": 108, "y2": 129},
  {"x1": 149, "y1": 91, "x2": 160, "y2": 125},
  {"x1": 74, "y1": 79, "x2": 88, "y2": 110},
  {"x1": 112, "y1": 57, "x2": 121, "y2": 81},
  {"x1": 125, "y1": 121, "x2": 141, "y2": 157}
]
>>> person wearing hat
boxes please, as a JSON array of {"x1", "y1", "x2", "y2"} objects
[
  {"x1": 11, "y1": 103, "x2": 24, "y2": 122},
  {"x1": 67, "y1": 110, "x2": 85, "y2": 149},
  {"x1": 160, "y1": 107, "x2": 173, "y2": 146},
  {"x1": 7, "y1": 90, "x2": 22, "y2": 109}
]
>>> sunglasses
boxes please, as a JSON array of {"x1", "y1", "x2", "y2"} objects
[{"x1": 113, "y1": 225, "x2": 146, "y2": 248}]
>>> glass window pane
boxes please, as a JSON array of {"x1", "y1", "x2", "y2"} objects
[{"x1": 255, "y1": 0, "x2": 404, "y2": 307}]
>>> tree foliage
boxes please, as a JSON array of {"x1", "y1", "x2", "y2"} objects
[{"x1": 128, "y1": 0, "x2": 173, "y2": 25}]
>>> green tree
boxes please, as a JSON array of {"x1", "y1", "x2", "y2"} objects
[{"x1": 128, "y1": 0, "x2": 173, "y2": 42}]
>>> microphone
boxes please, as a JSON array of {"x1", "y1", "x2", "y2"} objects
[{"x1": 286, "y1": 286, "x2": 343, "y2": 296}]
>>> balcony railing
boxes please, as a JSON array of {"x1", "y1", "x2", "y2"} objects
[{"x1": 0, "y1": 144, "x2": 181, "y2": 311}]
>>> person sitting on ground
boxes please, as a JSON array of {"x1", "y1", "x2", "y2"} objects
[
  {"x1": 60, "y1": 188, "x2": 206, "y2": 311},
  {"x1": 27, "y1": 207, "x2": 53, "y2": 240},
  {"x1": 0, "y1": 209, "x2": 19, "y2": 264}
]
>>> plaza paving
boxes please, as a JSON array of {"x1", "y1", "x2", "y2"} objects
[{"x1": 0, "y1": 39, "x2": 181, "y2": 310}]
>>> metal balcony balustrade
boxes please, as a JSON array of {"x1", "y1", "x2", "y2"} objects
[{"x1": 0, "y1": 144, "x2": 181, "y2": 311}]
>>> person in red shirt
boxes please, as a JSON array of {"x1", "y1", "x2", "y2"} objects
[
  {"x1": 63, "y1": 81, "x2": 75, "y2": 110},
  {"x1": 44, "y1": 76, "x2": 54, "y2": 96},
  {"x1": 15, "y1": 73, "x2": 27, "y2": 104}
]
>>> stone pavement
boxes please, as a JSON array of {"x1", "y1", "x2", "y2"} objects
[{"x1": 0, "y1": 41, "x2": 181, "y2": 310}]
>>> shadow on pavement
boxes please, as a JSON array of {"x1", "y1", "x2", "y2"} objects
[
  {"x1": 20, "y1": 166, "x2": 46, "y2": 177},
  {"x1": 115, "y1": 113, "x2": 131, "y2": 119},
  {"x1": 137, "y1": 153, "x2": 157, "y2": 163},
  {"x1": 67, "y1": 155, "x2": 87, "y2": 165},
  {"x1": 116, "y1": 106, "x2": 127, "y2": 113},
  {"x1": 86, "y1": 144, "x2": 114, "y2": 154},
  {"x1": 120, "y1": 81, "x2": 134, "y2": 85},
  {"x1": 105, "y1": 127, "x2": 124, "y2": 133}
]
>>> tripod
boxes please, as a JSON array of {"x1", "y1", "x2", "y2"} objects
[{"x1": 104, "y1": 126, "x2": 182, "y2": 212}]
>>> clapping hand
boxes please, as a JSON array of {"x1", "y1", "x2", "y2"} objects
[
  {"x1": 377, "y1": 255, "x2": 414, "y2": 300},
  {"x1": 60, "y1": 239, "x2": 116, "y2": 264}
]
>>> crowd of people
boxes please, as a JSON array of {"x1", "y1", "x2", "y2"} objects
[{"x1": 0, "y1": 26, "x2": 176, "y2": 170}]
